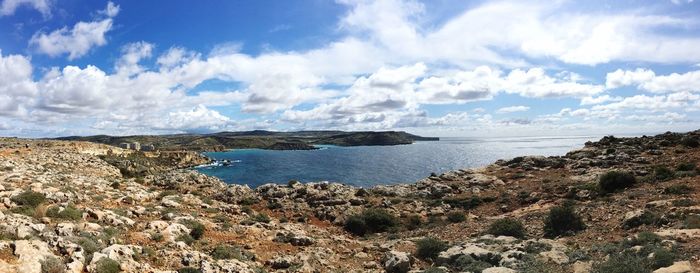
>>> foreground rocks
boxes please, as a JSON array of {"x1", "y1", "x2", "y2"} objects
[{"x1": 0, "y1": 130, "x2": 699, "y2": 272}]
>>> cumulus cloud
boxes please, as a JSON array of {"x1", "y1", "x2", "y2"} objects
[
  {"x1": 0, "y1": 51, "x2": 36, "y2": 116},
  {"x1": 0, "y1": 0, "x2": 50, "y2": 17},
  {"x1": 580, "y1": 95, "x2": 623, "y2": 105},
  {"x1": 497, "y1": 106, "x2": 530, "y2": 114},
  {"x1": 29, "y1": 2, "x2": 118, "y2": 60},
  {"x1": 160, "y1": 105, "x2": 232, "y2": 132},
  {"x1": 606, "y1": 69, "x2": 700, "y2": 93}
]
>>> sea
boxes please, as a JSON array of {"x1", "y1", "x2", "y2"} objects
[{"x1": 194, "y1": 135, "x2": 603, "y2": 188}]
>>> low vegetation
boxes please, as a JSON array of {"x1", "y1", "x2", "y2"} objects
[
  {"x1": 344, "y1": 208, "x2": 397, "y2": 236},
  {"x1": 599, "y1": 171, "x2": 636, "y2": 193},
  {"x1": 543, "y1": 201, "x2": 585, "y2": 238},
  {"x1": 415, "y1": 237, "x2": 448, "y2": 260},
  {"x1": 486, "y1": 218, "x2": 525, "y2": 238}
]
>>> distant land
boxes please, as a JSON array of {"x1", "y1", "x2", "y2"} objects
[{"x1": 55, "y1": 130, "x2": 439, "y2": 151}]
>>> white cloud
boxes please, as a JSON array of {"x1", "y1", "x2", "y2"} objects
[
  {"x1": 0, "y1": 0, "x2": 50, "y2": 17},
  {"x1": 580, "y1": 95, "x2": 623, "y2": 105},
  {"x1": 160, "y1": 105, "x2": 232, "y2": 132},
  {"x1": 606, "y1": 68, "x2": 700, "y2": 93},
  {"x1": 29, "y1": 2, "x2": 119, "y2": 60},
  {"x1": 116, "y1": 42, "x2": 154, "y2": 76},
  {"x1": 497, "y1": 105, "x2": 530, "y2": 114},
  {"x1": 0, "y1": 51, "x2": 36, "y2": 116},
  {"x1": 503, "y1": 68, "x2": 604, "y2": 98}
]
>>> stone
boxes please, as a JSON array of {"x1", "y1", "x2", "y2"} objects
[
  {"x1": 539, "y1": 250, "x2": 569, "y2": 264},
  {"x1": 482, "y1": 267, "x2": 517, "y2": 273},
  {"x1": 13, "y1": 240, "x2": 58, "y2": 273},
  {"x1": 573, "y1": 261, "x2": 593, "y2": 273},
  {"x1": 653, "y1": 261, "x2": 695, "y2": 273},
  {"x1": 382, "y1": 251, "x2": 412, "y2": 273}
]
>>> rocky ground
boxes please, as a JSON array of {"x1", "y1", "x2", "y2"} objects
[{"x1": 0, "y1": 131, "x2": 699, "y2": 273}]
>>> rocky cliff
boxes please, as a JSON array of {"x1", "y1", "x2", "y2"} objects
[{"x1": 0, "y1": 131, "x2": 699, "y2": 273}]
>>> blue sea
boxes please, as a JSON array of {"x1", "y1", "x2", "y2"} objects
[{"x1": 195, "y1": 136, "x2": 599, "y2": 188}]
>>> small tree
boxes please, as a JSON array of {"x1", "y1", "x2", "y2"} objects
[
  {"x1": 487, "y1": 218, "x2": 526, "y2": 238},
  {"x1": 415, "y1": 237, "x2": 447, "y2": 260},
  {"x1": 599, "y1": 171, "x2": 636, "y2": 193}
]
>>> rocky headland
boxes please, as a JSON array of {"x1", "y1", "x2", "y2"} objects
[{"x1": 0, "y1": 130, "x2": 699, "y2": 273}]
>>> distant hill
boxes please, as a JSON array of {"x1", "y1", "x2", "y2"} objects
[{"x1": 55, "y1": 131, "x2": 439, "y2": 151}]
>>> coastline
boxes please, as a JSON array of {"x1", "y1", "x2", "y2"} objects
[{"x1": 0, "y1": 130, "x2": 698, "y2": 272}]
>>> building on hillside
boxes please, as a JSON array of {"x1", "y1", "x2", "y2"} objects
[
  {"x1": 132, "y1": 142, "x2": 141, "y2": 151},
  {"x1": 119, "y1": 143, "x2": 131, "y2": 149}
]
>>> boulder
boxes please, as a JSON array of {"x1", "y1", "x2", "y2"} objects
[
  {"x1": 653, "y1": 261, "x2": 695, "y2": 273},
  {"x1": 382, "y1": 251, "x2": 412, "y2": 273}
]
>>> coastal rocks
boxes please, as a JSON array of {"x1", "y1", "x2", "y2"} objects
[{"x1": 382, "y1": 251, "x2": 412, "y2": 273}]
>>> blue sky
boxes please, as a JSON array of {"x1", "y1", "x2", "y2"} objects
[{"x1": 1, "y1": 0, "x2": 700, "y2": 137}]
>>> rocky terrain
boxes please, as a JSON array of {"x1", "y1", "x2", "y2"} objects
[
  {"x1": 0, "y1": 130, "x2": 698, "y2": 273},
  {"x1": 56, "y1": 131, "x2": 440, "y2": 152}
]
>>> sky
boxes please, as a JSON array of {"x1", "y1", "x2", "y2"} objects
[{"x1": 1, "y1": 0, "x2": 700, "y2": 138}]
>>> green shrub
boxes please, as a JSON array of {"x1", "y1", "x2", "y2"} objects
[
  {"x1": 630, "y1": 231, "x2": 661, "y2": 246},
  {"x1": 599, "y1": 171, "x2": 636, "y2": 193},
  {"x1": 653, "y1": 166, "x2": 675, "y2": 181},
  {"x1": 444, "y1": 196, "x2": 484, "y2": 210},
  {"x1": 592, "y1": 252, "x2": 651, "y2": 273},
  {"x1": 110, "y1": 182, "x2": 120, "y2": 189},
  {"x1": 41, "y1": 256, "x2": 65, "y2": 273},
  {"x1": 651, "y1": 248, "x2": 674, "y2": 269},
  {"x1": 344, "y1": 208, "x2": 397, "y2": 236},
  {"x1": 487, "y1": 218, "x2": 525, "y2": 238},
  {"x1": 676, "y1": 162, "x2": 697, "y2": 172},
  {"x1": 252, "y1": 213, "x2": 271, "y2": 223},
  {"x1": 10, "y1": 205, "x2": 37, "y2": 217},
  {"x1": 95, "y1": 258, "x2": 121, "y2": 273},
  {"x1": 176, "y1": 234, "x2": 195, "y2": 245},
  {"x1": 452, "y1": 254, "x2": 492, "y2": 273},
  {"x1": 151, "y1": 233, "x2": 164, "y2": 242},
  {"x1": 415, "y1": 237, "x2": 447, "y2": 260},
  {"x1": 672, "y1": 199, "x2": 696, "y2": 207},
  {"x1": 405, "y1": 214, "x2": 422, "y2": 230},
  {"x1": 446, "y1": 211, "x2": 466, "y2": 223},
  {"x1": 11, "y1": 191, "x2": 46, "y2": 207},
  {"x1": 69, "y1": 236, "x2": 102, "y2": 263},
  {"x1": 46, "y1": 205, "x2": 83, "y2": 220},
  {"x1": 211, "y1": 244, "x2": 237, "y2": 260},
  {"x1": 177, "y1": 268, "x2": 202, "y2": 273},
  {"x1": 684, "y1": 215, "x2": 700, "y2": 229},
  {"x1": 180, "y1": 220, "x2": 205, "y2": 240},
  {"x1": 680, "y1": 137, "x2": 699, "y2": 148},
  {"x1": 543, "y1": 202, "x2": 585, "y2": 238},
  {"x1": 663, "y1": 184, "x2": 692, "y2": 195},
  {"x1": 344, "y1": 215, "x2": 368, "y2": 236}
]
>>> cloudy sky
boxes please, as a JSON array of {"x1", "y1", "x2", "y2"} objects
[{"x1": 1, "y1": 0, "x2": 699, "y2": 137}]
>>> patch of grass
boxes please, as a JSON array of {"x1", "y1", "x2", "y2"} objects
[
  {"x1": 69, "y1": 235, "x2": 103, "y2": 263},
  {"x1": 151, "y1": 233, "x2": 163, "y2": 242},
  {"x1": 486, "y1": 218, "x2": 525, "y2": 238},
  {"x1": 599, "y1": 171, "x2": 636, "y2": 193},
  {"x1": 110, "y1": 181, "x2": 120, "y2": 189},
  {"x1": 344, "y1": 208, "x2": 397, "y2": 236},
  {"x1": 46, "y1": 205, "x2": 83, "y2": 221},
  {"x1": 239, "y1": 197, "x2": 258, "y2": 206},
  {"x1": 663, "y1": 184, "x2": 693, "y2": 195},
  {"x1": 95, "y1": 258, "x2": 121, "y2": 273},
  {"x1": 543, "y1": 201, "x2": 585, "y2": 238},
  {"x1": 629, "y1": 231, "x2": 661, "y2": 246},
  {"x1": 252, "y1": 213, "x2": 270, "y2": 223},
  {"x1": 446, "y1": 211, "x2": 466, "y2": 223},
  {"x1": 415, "y1": 237, "x2": 447, "y2": 260}
]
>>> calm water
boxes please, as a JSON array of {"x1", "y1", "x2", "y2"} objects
[{"x1": 195, "y1": 136, "x2": 599, "y2": 188}]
